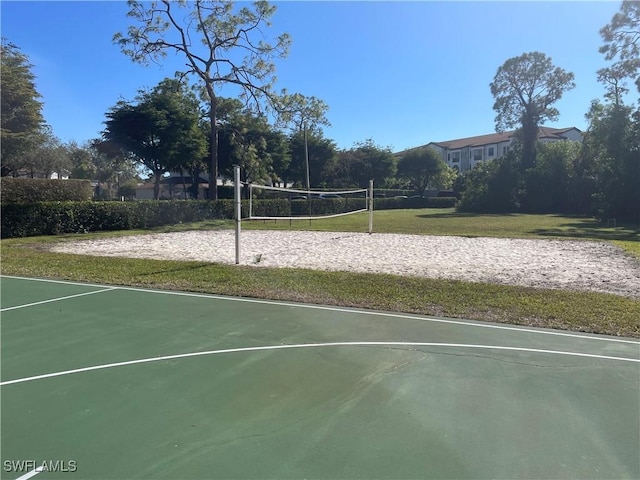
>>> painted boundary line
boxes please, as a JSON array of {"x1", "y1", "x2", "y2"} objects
[
  {"x1": 0, "y1": 288, "x2": 116, "y2": 312},
  {"x1": 1, "y1": 341, "x2": 638, "y2": 387},
  {"x1": 15, "y1": 466, "x2": 44, "y2": 480},
  {"x1": 2, "y1": 275, "x2": 638, "y2": 345}
]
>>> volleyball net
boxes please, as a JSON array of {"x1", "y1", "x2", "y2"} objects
[
  {"x1": 247, "y1": 184, "x2": 372, "y2": 221},
  {"x1": 233, "y1": 166, "x2": 374, "y2": 263}
]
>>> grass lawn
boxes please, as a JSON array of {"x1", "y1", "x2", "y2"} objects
[{"x1": 1, "y1": 208, "x2": 638, "y2": 337}]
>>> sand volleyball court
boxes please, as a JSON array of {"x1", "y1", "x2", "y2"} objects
[{"x1": 49, "y1": 230, "x2": 640, "y2": 299}]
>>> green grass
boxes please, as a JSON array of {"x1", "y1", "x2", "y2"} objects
[
  {"x1": 1, "y1": 208, "x2": 638, "y2": 337},
  {"x1": 243, "y1": 208, "x2": 640, "y2": 241}
]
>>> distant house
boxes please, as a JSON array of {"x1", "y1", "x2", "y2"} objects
[
  {"x1": 13, "y1": 169, "x2": 71, "y2": 180},
  {"x1": 133, "y1": 172, "x2": 232, "y2": 200},
  {"x1": 398, "y1": 127, "x2": 583, "y2": 172},
  {"x1": 134, "y1": 178, "x2": 210, "y2": 200}
]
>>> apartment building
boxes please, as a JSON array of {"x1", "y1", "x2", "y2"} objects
[{"x1": 401, "y1": 127, "x2": 583, "y2": 172}]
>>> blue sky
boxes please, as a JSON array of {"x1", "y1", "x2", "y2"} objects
[{"x1": 1, "y1": 1, "x2": 624, "y2": 152}]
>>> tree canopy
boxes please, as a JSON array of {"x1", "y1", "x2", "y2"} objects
[
  {"x1": 114, "y1": 0, "x2": 291, "y2": 199},
  {"x1": 1, "y1": 39, "x2": 46, "y2": 176},
  {"x1": 490, "y1": 51, "x2": 575, "y2": 169},
  {"x1": 287, "y1": 131, "x2": 337, "y2": 188},
  {"x1": 103, "y1": 78, "x2": 207, "y2": 199},
  {"x1": 397, "y1": 147, "x2": 447, "y2": 194},
  {"x1": 332, "y1": 140, "x2": 397, "y2": 188},
  {"x1": 599, "y1": 0, "x2": 640, "y2": 95}
]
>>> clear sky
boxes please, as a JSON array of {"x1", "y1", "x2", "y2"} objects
[{"x1": 1, "y1": 1, "x2": 625, "y2": 153}]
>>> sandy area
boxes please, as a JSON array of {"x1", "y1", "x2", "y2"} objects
[{"x1": 50, "y1": 230, "x2": 640, "y2": 299}]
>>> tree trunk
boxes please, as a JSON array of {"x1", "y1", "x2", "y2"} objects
[
  {"x1": 521, "y1": 116, "x2": 538, "y2": 170},
  {"x1": 208, "y1": 93, "x2": 218, "y2": 200},
  {"x1": 154, "y1": 172, "x2": 162, "y2": 200}
]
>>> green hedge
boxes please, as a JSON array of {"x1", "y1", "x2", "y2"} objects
[
  {"x1": 374, "y1": 196, "x2": 457, "y2": 210},
  {"x1": 250, "y1": 198, "x2": 369, "y2": 217},
  {"x1": 0, "y1": 178, "x2": 93, "y2": 203},
  {"x1": 250, "y1": 197, "x2": 456, "y2": 217},
  {"x1": 1, "y1": 196, "x2": 458, "y2": 239},
  {"x1": 1, "y1": 200, "x2": 235, "y2": 238}
]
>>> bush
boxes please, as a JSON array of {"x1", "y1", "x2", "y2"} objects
[
  {"x1": 374, "y1": 196, "x2": 457, "y2": 210},
  {"x1": 0, "y1": 194, "x2": 460, "y2": 239},
  {"x1": 0, "y1": 178, "x2": 93, "y2": 203},
  {"x1": 521, "y1": 141, "x2": 581, "y2": 214},
  {"x1": 250, "y1": 197, "x2": 369, "y2": 217},
  {"x1": 457, "y1": 155, "x2": 522, "y2": 213},
  {"x1": 0, "y1": 200, "x2": 236, "y2": 238}
]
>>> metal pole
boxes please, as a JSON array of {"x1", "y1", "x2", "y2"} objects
[
  {"x1": 304, "y1": 123, "x2": 312, "y2": 225},
  {"x1": 368, "y1": 179, "x2": 374, "y2": 234},
  {"x1": 234, "y1": 164, "x2": 241, "y2": 265},
  {"x1": 304, "y1": 123, "x2": 310, "y2": 191}
]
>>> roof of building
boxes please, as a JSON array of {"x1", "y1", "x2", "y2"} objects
[
  {"x1": 430, "y1": 131, "x2": 514, "y2": 150},
  {"x1": 396, "y1": 126, "x2": 581, "y2": 156},
  {"x1": 432, "y1": 126, "x2": 579, "y2": 150}
]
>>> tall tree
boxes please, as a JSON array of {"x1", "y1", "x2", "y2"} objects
[
  {"x1": 599, "y1": 0, "x2": 640, "y2": 95},
  {"x1": 74, "y1": 140, "x2": 139, "y2": 198},
  {"x1": 287, "y1": 131, "x2": 337, "y2": 188},
  {"x1": 114, "y1": 0, "x2": 291, "y2": 199},
  {"x1": 597, "y1": 65, "x2": 630, "y2": 107},
  {"x1": 524, "y1": 140, "x2": 582, "y2": 213},
  {"x1": 275, "y1": 92, "x2": 330, "y2": 188},
  {"x1": 1, "y1": 39, "x2": 45, "y2": 176},
  {"x1": 68, "y1": 141, "x2": 96, "y2": 180},
  {"x1": 18, "y1": 127, "x2": 71, "y2": 179},
  {"x1": 103, "y1": 78, "x2": 206, "y2": 199},
  {"x1": 582, "y1": 100, "x2": 640, "y2": 221},
  {"x1": 332, "y1": 140, "x2": 397, "y2": 188},
  {"x1": 276, "y1": 92, "x2": 330, "y2": 133},
  {"x1": 397, "y1": 146, "x2": 447, "y2": 195},
  {"x1": 212, "y1": 98, "x2": 290, "y2": 185},
  {"x1": 490, "y1": 52, "x2": 575, "y2": 169}
]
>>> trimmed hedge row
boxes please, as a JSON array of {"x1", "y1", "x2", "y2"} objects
[
  {"x1": 0, "y1": 197, "x2": 458, "y2": 239},
  {"x1": 251, "y1": 198, "x2": 369, "y2": 217},
  {"x1": 250, "y1": 197, "x2": 457, "y2": 216},
  {"x1": 374, "y1": 196, "x2": 458, "y2": 210},
  {"x1": 0, "y1": 200, "x2": 235, "y2": 238},
  {"x1": 0, "y1": 178, "x2": 93, "y2": 203}
]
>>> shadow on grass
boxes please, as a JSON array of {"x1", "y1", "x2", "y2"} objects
[
  {"x1": 531, "y1": 222, "x2": 640, "y2": 241},
  {"x1": 416, "y1": 211, "x2": 639, "y2": 241},
  {"x1": 416, "y1": 212, "x2": 521, "y2": 219}
]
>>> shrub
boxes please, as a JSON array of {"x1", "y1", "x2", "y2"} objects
[
  {"x1": 0, "y1": 200, "x2": 236, "y2": 238},
  {"x1": 0, "y1": 178, "x2": 93, "y2": 203},
  {"x1": 374, "y1": 196, "x2": 457, "y2": 210},
  {"x1": 250, "y1": 198, "x2": 369, "y2": 217},
  {"x1": 457, "y1": 156, "x2": 522, "y2": 213}
]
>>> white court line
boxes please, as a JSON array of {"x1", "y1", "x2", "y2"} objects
[
  {"x1": 15, "y1": 467, "x2": 44, "y2": 480},
  {"x1": 0, "y1": 288, "x2": 116, "y2": 312},
  {"x1": 2, "y1": 275, "x2": 638, "y2": 345},
  {"x1": 1, "y1": 342, "x2": 638, "y2": 387}
]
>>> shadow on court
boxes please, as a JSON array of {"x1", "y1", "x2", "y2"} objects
[{"x1": 1, "y1": 276, "x2": 638, "y2": 479}]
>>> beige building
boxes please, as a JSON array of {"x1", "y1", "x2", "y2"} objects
[{"x1": 400, "y1": 126, "x2": 583, "y2": 172}]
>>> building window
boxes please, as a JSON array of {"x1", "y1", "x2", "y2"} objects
[
  {"x1": 503, "y1": 146, "x2": 509, "y2": 155},
  {"x1": 488, "y1": 147, "x2": 495, "y2": 157},
  {"x1": 473, "y1": 148, "x2": 483, "y2": 161},
  {"x1": 451, "y1": 151, "x2": 460, "y2": 163}
]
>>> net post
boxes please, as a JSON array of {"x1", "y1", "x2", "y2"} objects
[
  {"x1": 368, "y1": 179, "x2": 374, "y2": 234},
  {"x1": 234, "y1": 164, "x2": 241, "y2": 265}
]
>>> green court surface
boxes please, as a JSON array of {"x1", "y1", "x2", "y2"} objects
[{"x1": 1, "y1": 275, "x2": 639, "y2": 479}]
